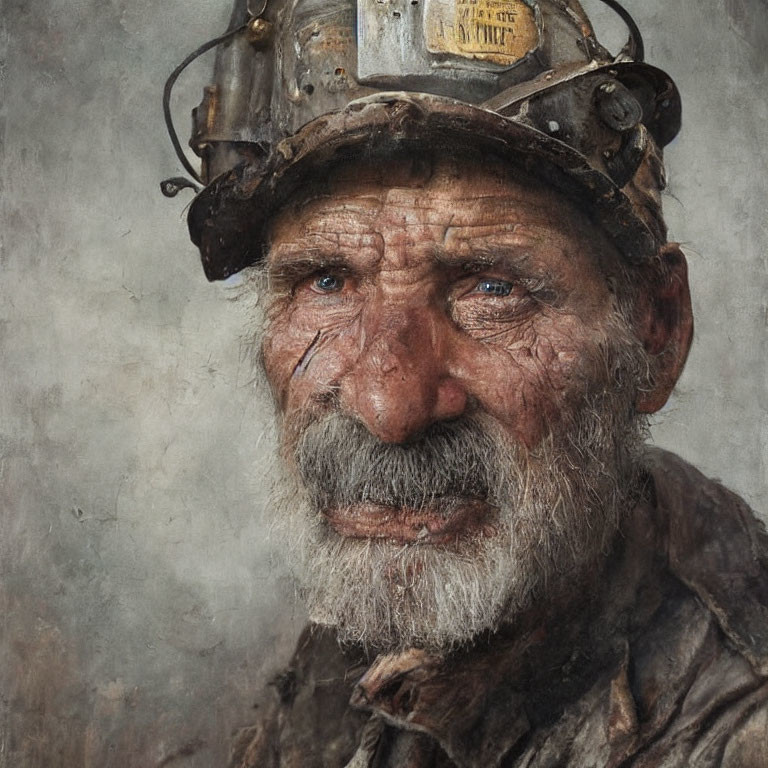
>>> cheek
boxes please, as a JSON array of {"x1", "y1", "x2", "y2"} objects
[
  {"x1": 456, "y1": 315, "x2": 604, "y2": 448},
  {"x1": 262, "y1": 305, "x2": 360, "y2": 413}
]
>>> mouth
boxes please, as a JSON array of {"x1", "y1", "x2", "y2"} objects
[{"x1": 323, "y1": 497, "x2": 498, "y2": 545}]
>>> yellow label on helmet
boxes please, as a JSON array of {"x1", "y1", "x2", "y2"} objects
[{"x1": 424, "y1": 0, "x2": 540, "y2": 66}]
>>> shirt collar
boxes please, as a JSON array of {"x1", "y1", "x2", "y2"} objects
[{"x1": 346, "y1": 487, "x2": 665, "y2": 767}]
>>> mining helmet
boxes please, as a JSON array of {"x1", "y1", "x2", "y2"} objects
[{"x1": 163, "y1": 0, "x2": 681, "y2": 281}]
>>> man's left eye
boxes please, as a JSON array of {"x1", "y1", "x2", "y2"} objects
[
  {"x1": 475, "y1": 279, "x2": 512, "y2": 297},
  {"x1": 312, "y1": 274, "x2": 345, "y2": 293}
]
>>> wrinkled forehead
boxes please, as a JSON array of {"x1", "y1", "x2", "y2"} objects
[{"x1": 266, "y1": 152, "x2": 623, "y2": 273}]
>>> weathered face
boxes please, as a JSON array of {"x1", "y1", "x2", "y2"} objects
[
  {"x1": 258, "y1": 155, "x2": 650, "y2": 651},
  {"x1": 264, "y1": 158, "x2": 626, "y2": 452}
]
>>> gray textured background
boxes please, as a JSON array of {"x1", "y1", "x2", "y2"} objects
[{"x1": 1, "y1": 0, "x2": 766, "y2": 766}]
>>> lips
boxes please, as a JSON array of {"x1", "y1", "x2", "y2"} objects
[{"x1": 323, "y1": 497, "x2": 497, "y2": 545}]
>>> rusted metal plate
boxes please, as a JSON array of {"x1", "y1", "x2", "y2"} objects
[
  {"x1": 356, "y1": 0, "x2": 541, "y2": 87},
  {"x1": 356, "y1": 0, "x2": 435, "y2": 83},
  {"x1": 424, "y1": 0, "x2": 540, "y2": 65}
]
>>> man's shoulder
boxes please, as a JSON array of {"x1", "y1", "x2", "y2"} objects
[{"x1": 642, "y1": 446, "x2": 768, "y2": 678}]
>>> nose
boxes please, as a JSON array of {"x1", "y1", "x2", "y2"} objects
[{"x1": 339, "y1": 308, "x2": 467, "y2": 443}]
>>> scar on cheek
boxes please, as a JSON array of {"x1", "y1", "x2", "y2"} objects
[{"x1": 292, "y1": 330, "x2": 322, "y2": 378}]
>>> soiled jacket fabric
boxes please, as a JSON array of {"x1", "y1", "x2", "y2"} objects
[{"x1": 231, "y1": 449, "x2": 768, "y2": 767}]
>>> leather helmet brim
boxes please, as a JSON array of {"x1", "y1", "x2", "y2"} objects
[{"x1": 188, "y1": 92, "x2": 664, "y2": 281}]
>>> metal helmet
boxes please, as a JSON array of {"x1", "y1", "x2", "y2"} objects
[{"x1": 163, "y1": 0, "x2": 681, "y2": 281}]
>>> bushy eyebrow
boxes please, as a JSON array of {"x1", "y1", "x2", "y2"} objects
[
  {"x1": 267, "y1": 250, "x2": 353, "y2": 282},
  {"x1": 433, "y1": 244, "x2": 547, "y2": 279},
  {"x1": 433, "y1": 244, "x2": 562, "y2": 303}
]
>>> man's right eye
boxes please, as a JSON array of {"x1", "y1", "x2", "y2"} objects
[{"x1": 311, "y1": 274, "x2": 345, "y2": 293}]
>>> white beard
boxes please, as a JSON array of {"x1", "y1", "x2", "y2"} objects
[
  {"x1": 269, "y1": 392, "x2": 646, "y2": 653},
  {"x1": 235, "y1": 259, "x2": 653, "y2": 654}
]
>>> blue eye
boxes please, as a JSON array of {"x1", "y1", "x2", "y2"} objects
[
  {"x1": 313, "y1": 274, "x2": 344, "y2": 293},
  {"x1": 476, "y1": 279, "x2": 512, "y2": 297}
]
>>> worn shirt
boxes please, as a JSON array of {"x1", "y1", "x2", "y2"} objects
[{"x1": 231, "y1": 449, "x2": 768, "y2": 767}]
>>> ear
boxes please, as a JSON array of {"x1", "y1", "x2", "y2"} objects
[{"x1": 634, "y1": 243, "x2": 694, "y2": 413}]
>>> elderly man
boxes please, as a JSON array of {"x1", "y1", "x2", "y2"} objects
[{"x1": 164, "y1": 0, "x2": 768, "y2": 764}]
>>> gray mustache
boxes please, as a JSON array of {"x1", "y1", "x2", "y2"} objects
[{"x1": 294, "y1": 413, "x2": 506, "y2": 510}]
